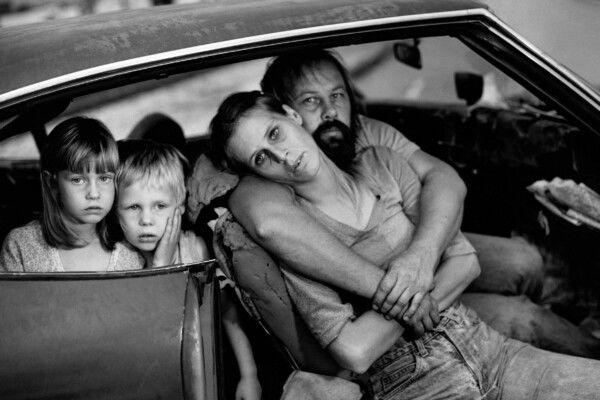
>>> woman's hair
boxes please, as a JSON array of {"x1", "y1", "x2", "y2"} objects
[
  {"x1": 209, "y1": 90, "x2": 286, "y2": 173},
  {"x1": 116, "y1": 139, "x2": 189, "y2": 206},
  {"x1": 40, "y1": 116, "x2": 119, "y2": 250}
]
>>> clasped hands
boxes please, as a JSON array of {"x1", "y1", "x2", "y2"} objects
[{"x1": 372, "y1": 248, "x2": 439, "y2": 337}]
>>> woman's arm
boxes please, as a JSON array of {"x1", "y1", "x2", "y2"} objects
[
  {"x1": 229, "y1": 175, "x2": 383, "y2": 298},
  {"x1": 327, "y1": 311, "x2": 405, "y2": 374},
  {"x1": 328, "y1": 253, "x2": 479, "y2": 374}
]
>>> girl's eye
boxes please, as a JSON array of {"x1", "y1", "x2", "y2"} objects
[
  {"x1": 254, "y1": 151, "x2": 267, "y2": 166},
  {"x1": 99, "y1": 174, "x2": 114, "y2": 183},
  {"x1": 268, "y1": 127, "x2": 279, "y2": 141},
  {"x1": 128, "y1": 205, "x2": 140, "y2": 211},
  {"x1": 156, "y1": 203, "x2": 168, "y2": 210},
  {"x1": 70, "y1": 177, "x2": 84, "y2": 184}
]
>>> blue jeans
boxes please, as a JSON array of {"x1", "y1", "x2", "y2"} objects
[
  {"x1": 463, "y1": 233, "x2": 600, "y2": 359},
  {"x1": 366, "y1": 303, "x2": 600, "y2": 400}
]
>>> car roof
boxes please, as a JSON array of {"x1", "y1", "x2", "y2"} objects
[{"x1": 0, "y1": 0, "x2": 487, "y2": 100}]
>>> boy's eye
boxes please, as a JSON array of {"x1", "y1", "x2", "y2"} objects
[
  {"x1": 268, "y1": 127, "x2": 279, "y2": 141},
  {"x1": 254, "y1": 151, "x2": 267, "y2": 166},
  {"x1": 156, "y1": 203, "x2": 167, "y2": 210}
]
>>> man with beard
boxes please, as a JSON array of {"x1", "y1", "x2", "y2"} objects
[{"x1": 224, "y1": 50, "x2": 600, "y2": 356}]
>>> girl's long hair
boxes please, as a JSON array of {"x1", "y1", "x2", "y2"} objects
[{"x1": 40, "y1": 116, "x2": 119, "y2": 250}]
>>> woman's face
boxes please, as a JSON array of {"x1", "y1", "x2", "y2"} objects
[{"x1": 226, "y1": 107, "x2": 323, "y2": 185}]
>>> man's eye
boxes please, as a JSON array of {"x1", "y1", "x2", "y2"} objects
[
  {"x1": 254, "y1": 152, "x2": 267, "y2": 166},
  {"x1": 268, "y1": 127, "x2": 279, "y2": 141}
]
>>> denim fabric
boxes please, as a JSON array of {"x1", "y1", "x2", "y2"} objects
[
  {"x1": 366, "y1": 303, "x2": 497, "y2": 400},
  {"x1": 366, "y1": 302, "x2": 600, "y2": 400},
  {"x1": 464, "y1": 233, "x2": 544, "y2": 301}
]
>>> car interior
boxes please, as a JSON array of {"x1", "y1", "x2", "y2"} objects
[{"x1": 2, "y1": 34, "x2": 600, "y2": 398}]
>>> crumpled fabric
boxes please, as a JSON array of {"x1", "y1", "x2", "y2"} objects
[{"x1": 186, "y1": 153, "x2": 239, "y2": 223}]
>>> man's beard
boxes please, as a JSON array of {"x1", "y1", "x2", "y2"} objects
[{"x1": 313, "y1": 119, "x2": 356, "y2": 172}]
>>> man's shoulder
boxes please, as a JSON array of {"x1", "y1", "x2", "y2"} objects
[
  {"x1": 357, "y1": 114, "x2": 396, "y2": 134},
  {"x1": 355, "y1": 115, "x2": 418, "y2": 159},
  {"x1": 356, "y1": 146, "x2": 405, "y2": 170}
]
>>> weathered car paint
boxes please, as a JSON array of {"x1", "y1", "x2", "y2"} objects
[
  {"x1": 0, "y1": 0, "x2": 487, "y2": 105},
  {"x1": 0, "y1": 261, "x2": 217, "y2": 400}
]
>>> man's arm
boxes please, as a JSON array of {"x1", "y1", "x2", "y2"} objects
[
  {"x1": 229, "y1": 174, "x2": 382, "y2": 298},
  {"x1": 328, "y1": 253, "x2": 479, "y2": 373},
  {"x1": 373, "y1": 150, "x2": 466, "y2": 318}
]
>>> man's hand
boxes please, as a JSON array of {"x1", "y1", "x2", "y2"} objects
[
  {"x1": 152, "y1": 210, "x2": 182, "y2": 268},
  {"x1": 372, "y1": 246, "x2": 436, "y2": 320},
  {"x1": 402, "y1": 293, "x2": 440, "y2": 338}
]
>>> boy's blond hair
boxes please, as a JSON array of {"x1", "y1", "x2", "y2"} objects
[{"x1": 116, "y1": 140, "x2": 188, "y2": 205}]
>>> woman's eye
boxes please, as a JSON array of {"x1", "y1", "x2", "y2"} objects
[
  {"x1": 332, "y1": 92, "x2": 344, "y2": 100},
  {"x1": 70, "y1": 177, "x2": 84, "y2": 184},
  {"x1": 268, "y1": 127, "x2": 279, "y2": 141},
  {"x1": 255, "y1": 152, "x2": 267, "y2": 166}
]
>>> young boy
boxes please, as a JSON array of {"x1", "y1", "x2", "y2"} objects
[{"x1": 116, "y1": 140, "x2": 261, "y2": 400}]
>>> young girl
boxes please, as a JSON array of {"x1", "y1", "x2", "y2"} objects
[{"x1": 0, "y1": 116, "x2": 144, "y2": 272}]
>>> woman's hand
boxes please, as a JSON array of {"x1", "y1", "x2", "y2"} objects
[
  {"x1": 152, "y1": 210, "x2": 182, "y2": 267},
  {"x1": 236, "y1": 374, "x2": 262, "y2": 400}
]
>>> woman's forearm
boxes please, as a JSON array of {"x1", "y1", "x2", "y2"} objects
[{"x1": 328, "y1": 311, "x2": 404, "y2": 374}]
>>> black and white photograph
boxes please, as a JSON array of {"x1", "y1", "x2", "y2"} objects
[{"x1": 1, "y1": 0, "x2": 600, "y2": 399}]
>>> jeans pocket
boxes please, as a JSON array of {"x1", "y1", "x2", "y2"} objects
[{"x1": 370, "y1": 351, "x2": 424, "y2": 399}]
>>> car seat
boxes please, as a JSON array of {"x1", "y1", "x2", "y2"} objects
[{"x1": 212, "y1": 210, "x2": 341, "y2": 376}]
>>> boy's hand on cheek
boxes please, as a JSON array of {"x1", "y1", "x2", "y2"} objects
[{"x1": 152, "y1": 210, "x2": 182, "y2": 268}]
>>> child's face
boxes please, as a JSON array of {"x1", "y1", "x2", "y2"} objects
[
  {"x1": 116, "y1": 181, "x2": 181, "y2": 252},
  {"x1": 56, "y1": 169, "x2": 115, "y2": 225}
]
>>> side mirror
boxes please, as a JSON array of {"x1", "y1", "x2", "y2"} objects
[
  {"x1": 455, "y1": 71, "x2": 483, "y2": 106},
  {"x1": 393, "y1": 39, "x2": 422, "y2": 69}
]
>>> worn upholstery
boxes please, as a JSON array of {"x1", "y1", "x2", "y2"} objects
[{"x1": 213, "y1": 211, "x2": 340, "y2": 375}]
